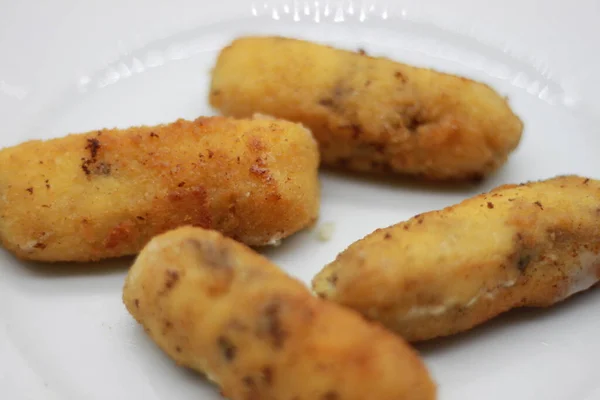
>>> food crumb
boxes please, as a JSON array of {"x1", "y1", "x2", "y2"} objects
[
  {"x1": 316, "y1": 222, "x2": 335, "y2": 242},
  {"x1": 267, "y1": 237, "x2": 282, "y2": 247}
]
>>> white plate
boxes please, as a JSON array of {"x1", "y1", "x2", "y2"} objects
[{"x1": 1, "y1": 1, "x2": 599, "y2": 399}]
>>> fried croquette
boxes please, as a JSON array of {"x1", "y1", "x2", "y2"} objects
[
  {"x1": 0, "y1": 116, "x2": 320, "y2": 262},
  {"x1": 313, "y1": 175, "x2": 600, "y2": 341},
  {"x1": 123, "y1": 226, "x2": 436, "y2": 400},
  {"x1": 210, "y1": 36, "x2": 523, "y2": 181}
]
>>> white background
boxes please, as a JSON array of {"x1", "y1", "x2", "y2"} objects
[{"x1": 1, "y1": 1, "x2": 599, "y2": 399}]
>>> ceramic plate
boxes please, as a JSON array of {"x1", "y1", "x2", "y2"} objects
[{"x1": 1, "y1": 1, "x2": 599, "y2": 399}]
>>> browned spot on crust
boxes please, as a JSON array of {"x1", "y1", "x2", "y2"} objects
[
  {"x1": 175, "y1": 346, "x2": 182, "y2": 353},
  {"x1": 208, "y1": 150, "x2": 214, "y2": 159},
  {"x1": 319, "y1": 98, "x2": 334, "y2": 107},
  {"x1": 33, "y1": 242, "x2": 46, "y2": 249},
  {"x1": 516, "y1": 232, "x2": 523, "y2": 242},
  {"x1": 547, "y1": 228, "x2": 575, "y2": 244},
  {"x1": 104, "y1": 221, "x2": 134, "y2": 249},
  {"x1": 81, "y1": 137, "x2": 112, "y2": 176},
  {"x1": 327, "y1": 274, "x2": 338, "y2": 285},
  {"x1": 384, "y1": 232, "x2": 392, "y2": 239},
  {"x1": 322, "y1": 391, "x2": 339, "y2": 400},
  {"x1": 517, "y1": 254, "x2": 532, "y2": 272},
  {"x1": 534, "y1": 201, "x2": 544, "y2": 210},
  {"x1": 191, "y1": 240, "x2": 230, "y2": 269},
  {"x1": 134, "y1": 299, "x2": 140, "y2": 309},
  {"x1": 227, "y1": 319, "x2": 248, "y2": 332},
  {"x1": 243, "y1": 376, "x2": 255, "y2": 387},
  {"x1": 250, "y1": 164, "x2": 268, "y2": 175},
  {"x1": 218, "y1": 336, "x2": 237, "y2": 362},
  {"x1": 255, "y1": 156, "x2": 267, "y2": 167},
  {"x1": 86, "y1": 138, "x2": 100, "y2": 159},
  {"x1": 267, "y1": 192, "x2": 282, "y2": 202},
  {"x1": 95, "y1": 162, "x2": 112, "y2": 175},
  {"x1": 149, "y1": 132, "x2": 159, "y2": 138},
  {"x1": 357, "y1": 48, "x2": 367, "y2": 55},
  {"x1": 333, "y1": 83, "x2": 347, "y2": 99},
  {"x1": 321, "y1": 82, "x2": 356, "y2": 114},
  {"x1": 242, "y1": 376, "x2": 259, "y2": 400},
  {"x1": 487, "y1": 202, "x2": 494, "y2": 209},
  {"x1": 164, "y1": 269, "x2": 180, "y2": 291},
  {"x1": 80, "y1": 160, "x2": 92, "y2": 175},
  {"x1": 249, "y1": 137, "x2": 266, "y2": 152},
  {"x1": 395, "y1": 71, "x2": 407, "y2": 83},
  {"x1": 186, "y1": 239, "x2": 234, "y2": 295},
  {"x1": 167, "y1": 186, "x2": 211, "y2": 228},
  {"x1": 26, "y1": 187, "x2": 33, "y2": 194},
  {"x1": 261, "y1": 366, "x2": 273, "y2": 385},
  {"x1": 250, "y1": 165, "x2": 273, "y2": 183},
  {"x1": 262, "y1": 302, "x2": 287, "y2": 349},
  {"x1": 350, "y1": 124, "x2": 362, "y2": 139},
  {"x1": 405, "y1": 111, "x2": 427, "y2": 132}
]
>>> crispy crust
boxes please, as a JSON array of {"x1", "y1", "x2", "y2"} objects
[
  {"x1": 123, "y1": 226, "x2": 436, "y2": 400},
  {"x1": 313, "y1": 175, "x2": 600, "y2": 341},
  {"x1": 0, "y1": 117, "x2": 320, "y2": 262},
  {"x1": 210, "y1": 36, "x2": 523, "y2": 181}
]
